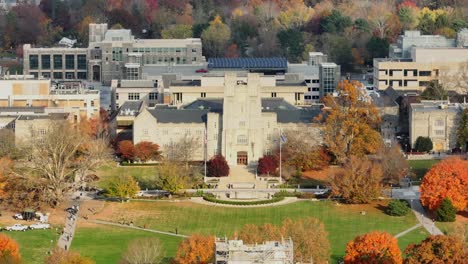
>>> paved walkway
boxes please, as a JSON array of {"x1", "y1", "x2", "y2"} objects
[
  {"x1": 90, "y1": 220, "x2": 188, "y2": 238},
  {"x1": 190, "y1": 197, "x2": 300, "y2": 208},
  {"x1": 57, "y1": 202, "x2": 80, "y2": 250},
  {"x1": 409, "y1": 199, "x2": 444, "y2": 235},
  {"x1": 395, "y1": 223, "x2": 423, "y2": 238}
]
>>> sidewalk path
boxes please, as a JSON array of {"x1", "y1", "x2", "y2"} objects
[
  {"x1": 395, "y1": 223, "x2": 423, "y2": 238},
  {"x1": 90, "y1": 220, "x2": 188, "y2": 238},
  {"x1": 409, "y1": 199, "x2": 444, "y2": 235},
  {"x1": 57, "y1": 201, "x2": 80, "y2": 250}
]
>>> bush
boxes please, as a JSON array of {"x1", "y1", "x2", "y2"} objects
[
  {"x1": 386, "y1": 200, "x2": 411, "y2": 216},
  {"x1": 257, "y1": 155, "x2": 278, "y2": 175},
  {"x1": 414, "y1": 137, "x2": 433, "y2": 152},
  {"x1": 202, "y1": 195, "x2": 284, "y2": 205},
  {"x1": 436, "y1": 198, "x2": 457, "y2": 222},
  {"x1": 207, "y1": 155, "x2": 229, "y2": 177}
]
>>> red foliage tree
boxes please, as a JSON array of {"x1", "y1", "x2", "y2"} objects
[
  {"x1": 225, "y1": 43, "x2": 240, "y2": 58},
  {"x1": 257, "y1": 155, "x2": 278, "y2": 175},
  {"x1": 118, "y1": 140, "x2": 135, "y2": 162},
  {"x1": 207, "y1": 155, "x2": 229, "y2": 177},
  {"x1": 134, "y1": 141, "x2": 161, "y2": 162},
  {"x1": 420, "y1": 158, "x2": 468, "y2": 211},
  {"x1": 344, "y1": 231, "x2": 402, "y2": 264},
  {"x1": 0, "y1": 234, "x2": 21, "y2": 263},
  {"x1": 404, "y1": 235, "x2": 467, "y2": 264}
]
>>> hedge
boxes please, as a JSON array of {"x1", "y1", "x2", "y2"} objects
[{"x1": 202, "y1": 195, "x2": 285, "y2": 205}]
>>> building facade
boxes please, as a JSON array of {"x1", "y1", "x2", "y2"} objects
[
  {"x1": 374, "y1": 29, "x2": 468, "y2": 92},
  {"x1": 409, "y1": 100, "x2": 466, "y2": 151},
  {"x1": 133, "y1": 73, "x2": 321, "y2": 166},
  {"x1": 23, "y1": 23, "x2": 205, "y2": 85},
  {"x1": 0, "y1": 77, "x2": 100, "y2": 119}
]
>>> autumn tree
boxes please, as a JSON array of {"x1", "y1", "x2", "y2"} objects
[
  {"x1": 421, "y1": 81, "x2": 448, "y2": 100},
  {"x1": 134, "y1": 141, "x2": 161, "y2": 162},
  {"x1": 456, "y1": 108, "x2": 468, "y2": 151},
  {"x1": 118, "y1": 140, "x2": 135, "y2": 162},
  {"x1": 120, "y1": 237, "x2": 164, "y2": 264},
  {"x1": 420, "y1": 158, "x2": 468, "y2": 211},
  {"x1": 257, "y1": 155, "x2": 278, "y2": 175},
  {"x1": 237, "y1": 218, "x2": 331, "y2": 263},
  {"x1": 165, "y1": 134, "x2": 201, "y2": 170},
  {"x1": 0, "y1": 129, "x2": 19, "y2": 158},
  {"x1": 174, "y1": 234, "x2": 215, "y2": 264},
  {"x1": 404, "y1": 235, "x2": 467, "y2": 264},
  {"x1": 153, "y1": 162, "x2": 190, "y2": 194},
  {"x1": 330, "y1": 156, "x2": 383, "y2": 204},
  {"x1": 319, "y1": 80, "x2": 382, "y2": 164},
  {"x1": 20, "y1": 121, "x2": 110, "y2": 206},
  {"x1": 207, "y1": 155, "x2": 229, "y2": 177},
  {"x1": 344, "y1": 231, "x2": 402, "y2": 264},
  {"x1": 45, "y1": 248, "x2": 95, "y2": 264},
  {"x1": 201, "y1": 15, "x2": 231, "y2": 57},
  {"x1": 0, "y1": 234, "x2": 21, "y2": 264},
  {"x1": 103, "y1": 175, "x2": 139, "y2": 201},
  {"x1": 376, "y1": 143, "x2": 409, "y2": 185},
  {"x1": 161, "y1": 24, "x2": 193, "y2": 39}
]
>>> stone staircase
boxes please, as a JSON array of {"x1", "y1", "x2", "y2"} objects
[{"x1": 215, "y1": 165, "x2": 268, "y2": 190}]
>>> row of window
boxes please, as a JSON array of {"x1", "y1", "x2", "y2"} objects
[
  {"x1": 132, "y1": 48, "x2": 197, "y2": 53},
  {"x1": 30, "y1": 72, "x2": 86, "y2": 79},
  {"x1": 304, "y1": 95, "x2": 320, "y2": 100},
  {"x1": 29, "y1": 55, "x2": 86, "y2": 70},
  {"x1": 119, "y1": 92, "x2": 158, "y2": 101},
  {"x1": 380, "y1": 69, "x2": 432, "y2": 77}
]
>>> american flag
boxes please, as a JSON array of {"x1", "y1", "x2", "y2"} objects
[{"x1": 280, "y1": 133, "x2": 287, "y2": 143}]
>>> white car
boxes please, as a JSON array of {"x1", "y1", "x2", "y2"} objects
[
  {"x1": 6, "y1": 224, "x2": 28, "y2": 231},
  {"x1": 29, "y1": 223, "x2": 50, "y2": 230},
  {"x1": 13, "y1": 213, "x2": 23, "y2": 220}
]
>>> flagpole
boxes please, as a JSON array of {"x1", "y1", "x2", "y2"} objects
[
  {"x1": 279, "y1": 129, "x2": 282, "y2": 184},
  {"x1": 204, "y1": 127, "x2": 207, "y2": 182}
]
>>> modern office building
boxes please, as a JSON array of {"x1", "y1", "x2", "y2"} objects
[
  {"x1": 23, "y1": 23, "x2": 205, "y2": 85},
  {"x1": 409, "y1": 100, "x2": 466, "y2": 151},
  {"x1": 373, "y1": 29, "x2": 468, "y2": 92},
  {"x1": 133, "y1": 73, "x2": 322, "y2": 165}
]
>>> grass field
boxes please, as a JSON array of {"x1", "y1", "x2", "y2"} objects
[
  {"x1": 407, "y1": 160, "x2": 439, "y2": 180},
  {"x1": 96, "y1": 163, "x2": 158, "y2": 188},
  {"x1": 3, "y1": 229, "x2": 59, "y2": 264},
  {"x1": 72, "y1": 226, "x2": 182, "y2": 263},
  {"x1": 92, "y1": 200, "x2": 427, "y2": 262}
]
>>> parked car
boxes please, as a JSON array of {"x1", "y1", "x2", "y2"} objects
[
  {"x1": 13, "y1": 213, "x2": 23, "y2": 220},
  {"x1": 29, "y1": 223, "x2": 51, "y2": 230},
  {"x1": 195, "y1": 68, "x2": 208, "y2": 73},
  {"x1": 6, "y1": 224, "x2": 28, "y2": 231}
]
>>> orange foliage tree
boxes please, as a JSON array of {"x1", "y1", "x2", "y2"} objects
[
  {"x1": 134, "y1": 141, "x2": 161, "y2": 162},
  {"x1": 0, "y1": 234, "x2": 21, "y2": 263},
  {"x1": 318, "y1": 80, "x2": 381, "y2": 164},
  {"x1": 404, "y1": 235, "x2": 467, "y2": 264},
  {"x1": 420, "y1": 158, "x2": 468, "y2": 211},
  {"x1": 344, "y1": 231, "x2": 402, "y2": 264},
  {"x1": 45, "y1": 247, "x2": 94, "y2": 264},
  {"x1": 117, "y1": 140, "x2": 135, "y2": 162},
  {"x1": 174, "y1": 234, "x2": 215, "y2": 264}
]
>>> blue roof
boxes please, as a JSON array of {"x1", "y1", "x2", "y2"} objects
[{"x1": 208, "y1": 57, "x2": 287, "y2": 69}]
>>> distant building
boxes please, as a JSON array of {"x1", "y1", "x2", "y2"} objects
[
  {"x1": 409, "y1": 100, "x2": 467, "y2": 151},
  {"x1": 133, "y1": 73, "x2": 322, "y2": 165},
  {"x1": 111, "y1": 79, "x2": 159, "y2": 109},
  {"x1": 0, "y1": 76, "x2": 100, "y2": 120},
  {"x1": 215, "y1": 238, "x2": 294, "y2": 264},
  {"x1": 369, "y1": 89, "x2": 400, "y2": 145},
  {"x1": 373, "y1": 29, "x2": 468, "y2": 92},
  {"x1": 23, "y1": 23, "x2": 205, "y2": 84}
]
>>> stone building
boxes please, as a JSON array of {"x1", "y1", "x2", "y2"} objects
[
  {"x1": 373, "y1": 29, "x2": 468, "y2": 92},
  {"x1": 133, "y1": 73, "x2": 322, "y2": 165},
  {"x1": 409, "y1": 100, "x2": 466, "y2": 151},
  {"x1": 23, "y1": 23, "x2": 205, "y2": 84}
]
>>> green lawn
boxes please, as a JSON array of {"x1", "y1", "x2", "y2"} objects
[
  {"x1": 96, "y1": 163, "x2": 158, "y2": 189},
  {"x1": 91, "y1": 200, "x2": 426, "y2": 262},
  {"x1": 72, "y1": 226, "x2": 182, "y2": 264},
  {"x1": 397, "y1": 227, "x2": 429, "y2": 255},
  {"x1": 3, "y1": 229, "x2": 59, "y2": 264},
  {"x1": 407, "y1": 160, "x2": 439, "y2": 181}
]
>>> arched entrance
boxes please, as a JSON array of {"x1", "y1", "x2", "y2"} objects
[{"x1": 237, "y1": 151, "x2": 248, "y2": 165}]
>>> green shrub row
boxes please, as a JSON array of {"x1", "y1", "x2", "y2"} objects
[
  {"x1": 386, "y1": 200, "x2": 411, "y2": 216},
  {"x1": 202, "y1": 195, "x2": 285, "y2": 205}
]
